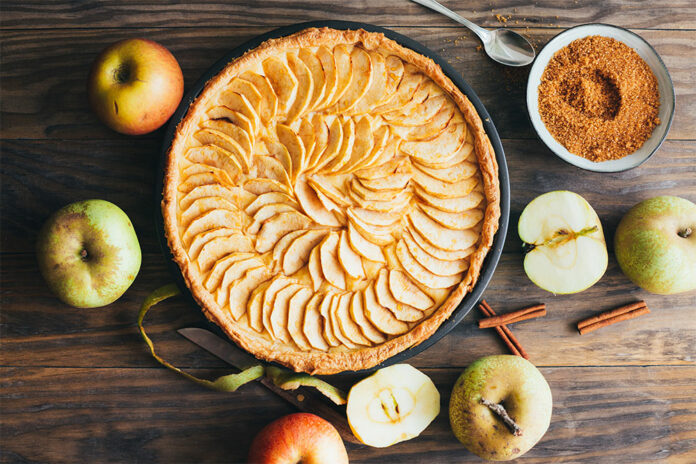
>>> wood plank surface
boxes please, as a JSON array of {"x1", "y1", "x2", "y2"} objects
[
  {"x1": 1, "y1": 0, "x2": 695, "y2": 30},
  {"x1": 1, "y1": 1, "x2": 695, "y2": 463},
  {"x1": 1, "y1": 27, "x2": 694, "y2": 140},
  {"x1": 2, "y1": 366, "x2": 695, "y2": 463}
]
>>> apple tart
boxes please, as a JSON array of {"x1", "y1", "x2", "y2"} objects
[{"x1": 163, "y1": 27, "x2": 500, "y2": 374}]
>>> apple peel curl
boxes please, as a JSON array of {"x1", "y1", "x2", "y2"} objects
[{"x1": 138, "y1": 284, "x2": 346, "y2": 403}]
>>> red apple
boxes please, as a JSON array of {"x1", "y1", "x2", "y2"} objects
[
  {"x1": 88, "y1": 38, "x2": 183, "y2": 135},
  {"x1": 248, "y1": 413, "x2": 349, "y2": 464}
]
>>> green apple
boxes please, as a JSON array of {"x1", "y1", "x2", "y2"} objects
[
  {"x1": 449, "y1": 355, "x2": 552, "y2": 461},
  {"x1": 37, "y1": 199, "x2": 141, "y2": 308},
  {"x1": 615, "y1": 195, "x2": 696, "y2": 294},
  {"x1": 88, "y1": 38, "x2": 183, "y2": 135},
  {"x1": 518, "y1": 190, "x2": 608, "y2": 294},
  {"x1": 346, "y1": 364, "x2": 440, "y2": 448}
]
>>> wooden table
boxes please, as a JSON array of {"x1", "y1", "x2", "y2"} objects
[{"x1": 2, "y1": 1, "x2": 695, "y2": 462}]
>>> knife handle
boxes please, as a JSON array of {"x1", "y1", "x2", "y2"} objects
[{"x1": 259, "y1": 377, "x2": 360, "y2": 445}]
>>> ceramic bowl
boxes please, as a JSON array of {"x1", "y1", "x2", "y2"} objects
[{"x1": 526, "y1": 23, "x2": 675, "y2": 172}]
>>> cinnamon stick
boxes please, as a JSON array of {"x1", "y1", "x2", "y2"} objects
[
  {"x1": 577, "y1": 301, "x2": 650, "y2": 335},
  {"x1": 479, "y1": 300, "x2": 529, "y2": 359},
  {"x1": 479, "y1": 304, "x2": 546, "y2": 328}
]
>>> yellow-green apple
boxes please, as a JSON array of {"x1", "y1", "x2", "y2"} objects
[
  {"x1": 248, "y1": 413, "x2": 349, "y2": 464},
  {"x1": 615, "y1": 195, "x2": 696, "y2": 294},
  {"x1": 519, "y1": 190, "x2": 608, "y2": 294},
  {"x1": 88, "y1": 38, "x2": 183, "y2": 135},
  {"x1": 346, "y1": 364, "x2": 440, "y2": 448},
  {"x1": 36, "y1": 199, "x2": 141, "y2": 308},
  {"x1": 449, "y1": 355, "x2": 552, "y2": 461}
]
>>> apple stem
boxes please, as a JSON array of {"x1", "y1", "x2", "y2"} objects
[
  {"x1": 678, "y1": 227, "x2": 692, "y2": 238},
  {"x1": 480, "y1": 398, "x2": 522, "y2": 436},
  {"x1": 80, "y1": 249, "x2": 88, "y2": 260}
]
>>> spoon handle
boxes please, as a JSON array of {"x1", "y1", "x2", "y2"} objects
[{"x1": 410, "y1": 0, "x2": 491, "y2": 42}]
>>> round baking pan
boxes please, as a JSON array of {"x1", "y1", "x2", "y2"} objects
[{"x1": 155, "y1": 20, "x2": 510, "y2": 374}]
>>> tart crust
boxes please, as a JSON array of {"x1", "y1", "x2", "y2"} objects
[{"x1": 162, "y1": 27, "x2": 500, "y2": 374}]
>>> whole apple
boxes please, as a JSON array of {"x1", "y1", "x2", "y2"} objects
[
  {"x1": 615, "y1": 195, "x2": 696, "y2": 294},
  {"x1": 88, "y1": 38, "x2": 183, "y2": 135},
  {"x1": 449, "y1": 355, "x2": 552, "y2": 461},
  {"x1": 37, "y1": 199, "x2": 141, "y2": 308},
  {"x1": 248, "y1": 413, "x2": 349, "y2": 464}
]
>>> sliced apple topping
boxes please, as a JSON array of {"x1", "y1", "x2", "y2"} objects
[
  {"x1": 420, "y1": 203, "x2": 483, "y2": 230},
  {"x1": 247, "y1": 203, "x2": 297, "y2": 235},
  {"x1": 180, "y1": 196, "x2": 239, "y2": 230},
  {"x1": 204, "y1": 252, "x2": 256, "y2": 291},
  {"x1": 319, "y1": 292, "x2": 341, "y2": 347},
  {"x1": 519, "y1": 190, "x2": 608, "y2": 294},
  {"x1": 350, "y1": 51, "x2": 387, "y2": 115},
  {"x1": 298, "y1": 49, "x2": 326, "y2": 112},
  {"x1": 216, "y1": 257, "x2": 266, "y2": 307},
  {"x1": 337, "y1": 230, "x2": 366, "y2": 280},
  {"x1": 396, "y1": 239, "x2": 462, "y2": 289},
  {"x1": 362, "y1": 282, "x2": 409, "y2": 335},
  {"x1": 255, "y1": 211, "x2": 312, "y2": 253},
  {"x1": 201, "y1": 117, "x2": 253, "y2": 155},
  {"x1": 227, "y1": 266, "x2": 271, "y2": 320},
  {"x1": 302, "y1": 293, "x2": 330, "y2": 351},
  {"x1": 269, "y1": 283, "x2": 304, "y2": 342},
  {"x1": 185, "y1": 145, "x2": 243, "y2": 180},
  {"x1": 262, "y1": 56, "x2": 297, "y2": 114},
  {"x1": 245, "y1": 191, "x2": 299, "y2": 216},
  {"x1": 196, "y1": 232, "x2": 254, "y2": 273},
  {"x1": 319, "y1": 232, "x2": 347, "y2": 290},
  {"x1": 295, "y1": 176, "x2": 341, "y2": 227},
  {"x1": 348, "y1": 222, "x2": 385, "y2": 263},
  {"x1": 276, "y1": 123, "x2": 306, "y2": 182},
  {"x1": 252, "y1": 155, "x2": 292, "y2": 191},
  {"x1": 182, "y1": 209, "x2": 243, "y2": 245},
  {"x1": 260, "y1": 276, "x2": 295, "y2": 335},
  {"x1": 388, "y1": 269, "x2": 434, "y2": 311},
  {"x1": 406, "y1": 103, "x2": 456, "y2": 141},
  {"x1": 283, "y1": 229, "x2": 327, "y2": 275},
  {"x1": 287, "y1": 287, "x2": 314, "y2": 350},
  {"x1": 349, "y1": 291, "x2": 386, "y2": 344},
  {"x1": 409, "y1": 208, "x2": 479, "y2": 252},
  {"x1": 180, "y1": 184, "x2": 254, "y2": 211},
  {"x1": 215, "y1": 91, "x2": 260, "y2": 136},
  {"x1": 375, "y1": 268, "x2": 423, "y2": 322},
  {"x1": 347, "y1": 364, "x2": 440, "y2": 448},
  {"x1": 314, "y1": 46, "x2": 338, "y2": 109},
  {"x1": 333, "y1": 47, "x2": 373, "y2": 114},
  {"x1": 238, "y1": 71, "x2": 277, "y2": 124},
  {"x1": 403, "y1": 230, "x2": 469, "y2": 277},
  {"x1": 328, "y1": 44, "x2": 353, "y2": 107},
  {"x1": 285, "y1": 53, "x2": 314, "y2": 123},
  {"x1": 329, "y1": 293, "x2": 358, "y2": 349}
]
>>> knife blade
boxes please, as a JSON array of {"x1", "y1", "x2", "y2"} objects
[{"x1": 177, "y1": 327, "x2": 359, "y2": 444}]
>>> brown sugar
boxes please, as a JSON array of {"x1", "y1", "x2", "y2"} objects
[{"x1": 538, "y1": 35, "x2": 660, "y2": 162}]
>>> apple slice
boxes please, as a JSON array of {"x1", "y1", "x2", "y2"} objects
[
  {"x1": 335, "y1": 115, "x2": 374, "y2": 174},
  {"x1": 180, "y1": 196, "x2": 239, "y2": 227},
  {"x1": 307, "y1": 174, "x2": 351, "y2": 208},
  {"x1": 302, "y1": 293, "x2": 330, "y2": 351},
  {"x1": 186, "y1": 145, "x2": 242, "y2": 180},
  {"x1": 319, "y1": 292, "x2": 341, "y2": 347},
  {"x1": 348, "y1": 222, "x2": 385, "y2": 263},
  {"x1": 295, "y1": 177, "x2": 341, "y2": 227},
  {"x1": 199, "y1": 234, "x2": 252, "y2": 275},
  {"x1": 265, "y1": 140, "x2": 293, "y2": 179},
  {"x1": 276, "y1": 124, "x2": 306, "y2": 182},
  {"x1": 305, "y1": 115, "x2": 329, "y2": 171},
  {"x1": 216, "y1": 91, "x2": 260, "y2": 135},
  {"x1": 338, "y1": 229, "x2": 366, "y2": 280},
  {"x1": 215, "y1": 258, "x2": 265, "y2": 306},
  {"x1": 420, "y1": 203, "x2": 483, "y2": 230},
  {"x1": 253, "y1": 155, "x2": 292, "y2": 190},
  {"x1": 388, "y1": 269, "x2": 435, "y2": 311},
  {"x1": 245, "y1": 191, "x2": 299, "y2": 215},
  {"x1": 297, "y1": 119, "x2": 316, "y2": 162},
  {"x1": 375, "y1": 268, "x2": 423, "y2": 322},
  {"x1": 412, "y1": 140, "x2": 473, "y2": 170},
  {"x1": 409, "y1": 208, "x2": 479, "y2": 252},
  {"x1": 403, "y1": 230, "x2": 469, "y2": 277},
  {"x1": 383, "y1": 94, "x2": 446, "y2": 127},
  {"x1": 412, "y1": 168, "x2": 477, "y2": 199},
  {"x1": 247, "y1": 203, "x2": 297, "y2": 235},
  {"x1": 206, "y1": 106, "x2": 255, "y2": 139},
  {"x1": 314, "y1": 46, "x2": 338, "y2": 109},
  {"x1": 308, "y1": 244, "x2": 324, "y2": 291},
  {"x1": 194, "y1": 128, "x2": 249, "y2": 173},
  {"x1": 405, "y1": 104, "x2": 456, "y2": 141},
  {"x1": 285, "y1": 53, "x2": 314, "y2": 123},
  {"x1": 244, "y1": 178, "x2": 292, "y2": 197},
  {"x1": 255, "y1": 211, "x2": 312, "y2": 253},
  {"x1": 350, "y1": 51, "x2": 387, "y2": 115},
  {"x1": 298, "y1": 49, "x2": 326, "y2": 112},
  {"x1": 262, "y1": 56, "x2": 297, "y2": 114},
  {"x1": 247, "y1": 279, "x2": 273, "y2": 332},
  {"x1": 227, "y1": 77, "x2": 263, "y2": 122},
  {"x1": 402, "y1": 123, "x2": 466, "y2": 164},
  {"x1": 328, "y1": 45, "x2": 353, "y2": 107},
  {"x1": 378, "y1": 55, "x2": 405, "y2": 106},
  {"x1": 362, "y1": 282, "x2": 409, "y2": 335},
  {"x1": 319, "y1": 232, "x2": 347, "y2": 290},
  {"x1": 283, "y1": 229, "x2": 327, "y2": 276},
  {"x1": 354, "y1": 155, "x2": 406, "y2": 181},
  {"x1": 239, "y1": 71, "x2": 277, "y2": 124},
  {"x1": 188, "y1": 227, "x2": 236, "y2": 260},
  {"x1": 373, "y1": 67, "x2": 422, "y2": 114},
  {"x1": 347, "y1": 210, "x2": 395, "y2": 246},
  {"x1": 347, "y1": 364, "x2": 440, "y2": 448},
  {"x1": 349, "y1": 292, "x2": 386, "y2": 344},
  {"x1": 407, "y1": 226, "x2": 476, "y2": 261},
  {"x1": 270, "y1": 230, "x2": 306, "y2": 267},
  {"x1": 287, "y1": 287, "x2": 314, "y2": 350},
  {"x1": 269, "y1": 283, "x2": 303, "y2": 342},
  {"x1": 261, "y1": 277, "x2": 295, "y2": 336},
  {"x1": 396, "y1": 239, "x2": 462, "y2": 289},
  {"x1": 359, "y1": 172, "x2": 411, "y2": 192},
  {"x1": 204, "y1": 252, "x2": 256, "y2": 291},
  {"x1": 351, "y1": 178, "x2": 401, "y2": 203},
  {"x1": 349, "y1": 208, "x2": 400, "y2": 228},
  {"x1": 182, "y1": 209, "x2": 242, "y2": 245},
  {"x1": 227, "y1": 266, "x2": 271, "y2": 320},
  {"x1": 414, "y1": 186, "x2": 484, "y2": 214},
  {"x1": 324, "y1": 117, "x2": 355, "y2": 173},
  {"x1": 312, "y1": 117, "x2": 342, "y2": 171},
  {"x1": 335, "y1": 292, "x2": 371, "y2": 346},
  {"x1": 413, "y1": 159, "x2": 477, "y2": 184},
  {"x1": 348, "y1": 188, "x2": 409, "y2": 213},
  {"x1": 519, "y1": 190, "x2": 608, "y2": 294},
  {"x1": 180, "y1": 184, "x2": 254, "y2": 211},
  {"x1": 334, "y1": 47, "x2": 373, "y2": 113},
  {"x1": 329, "y1": 293, "x2": 358, "y2": 349}
]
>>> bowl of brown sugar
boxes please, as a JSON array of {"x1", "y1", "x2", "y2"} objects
[{"x1": 526, "y1": 24, "x2": 675, "y2": 172}]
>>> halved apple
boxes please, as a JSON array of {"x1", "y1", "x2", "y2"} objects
[
  {"x1": 519, "y1": 190, "x2": 608, "y2": 294},
  {"x1": 347, "y1": 364, "x2": 440, "y2": 448}
]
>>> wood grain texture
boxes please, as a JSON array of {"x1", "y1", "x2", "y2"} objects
[
  {"x1": 1, "y1": 366, "x2": 695, "y2": 463},
  {"x1": 2, "y1": 252, "x2": 694, "y2": 369},
  {"x1": 1, "y1": 27, "x2": 694, "y2": 140},
  {"x1": 1, "y1": 0, "x2": 695, "y2": 30}
]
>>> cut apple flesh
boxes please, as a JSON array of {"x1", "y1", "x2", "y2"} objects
[
  {"x1": 347, "y1": 364, "x2": 440, "y2": 448},
  {"x1": 519, "y1": 190, "x2": 608, "y2": 294}
]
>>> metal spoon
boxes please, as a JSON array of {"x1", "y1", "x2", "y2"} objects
[{"x1": 410, "y1": 0, "x2": 536, "y2": 66}]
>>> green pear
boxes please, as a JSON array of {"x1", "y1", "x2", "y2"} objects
[
  {"x1": 449, "y1": 355, "x2": 552, "y2": 461},
  {"x1": 36, "y1": 199, "x2": 141, "y2": 308},
  {"x1": 615, "y1": 195, "x2": 696, "y2": 294}
]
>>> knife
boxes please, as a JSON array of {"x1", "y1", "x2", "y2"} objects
[{"x1": 177, "y1": 327, "x2": 360, "y2": 444}]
